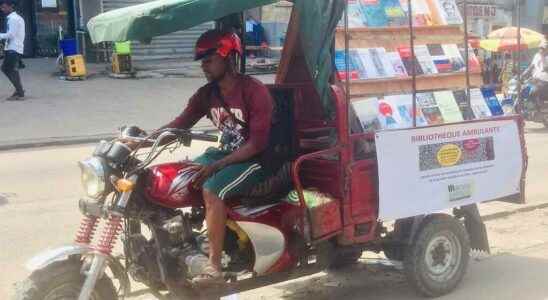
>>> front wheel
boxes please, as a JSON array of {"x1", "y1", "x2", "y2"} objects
[
  {"x1": 403, "y1": 214, "x2": 470, "y2": 297},
  {"x1": 14, "y1": 258, "x2": 118, "y2": 300}
]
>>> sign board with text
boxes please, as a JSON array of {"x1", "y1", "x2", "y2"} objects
[
  {"x1": 375, "y1": 118, "x2": 525, "y2": 221},
  {"x1": 468, "y1": 4, "x2": 497, "y2": 18}
]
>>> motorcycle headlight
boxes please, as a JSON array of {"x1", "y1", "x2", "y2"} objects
[{"x1": 78, "y1": 157, "x2": 107, "y2": 199}]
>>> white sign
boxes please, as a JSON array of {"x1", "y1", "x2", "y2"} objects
[
  {"x1": 376, "y1": 119, "x2": 524, "y2": 221},
  {"x1": 41, "y1": 0, "x2": 57, "y2": 8}
]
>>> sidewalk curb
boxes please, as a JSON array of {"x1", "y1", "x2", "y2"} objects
[
  {"x1": 482, "y1": 202, "x2": 548, "y2": 222},
  {"x1": 0, "y1": 127, "x2": 218, "y2": 152}
]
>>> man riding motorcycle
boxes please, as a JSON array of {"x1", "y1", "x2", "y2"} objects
[
  {"x1": 126, "y1": 29, "x2": 273, "y2": 286},
  {"x1": 521, "y1": 41, "x2": 548, "y2": 109}
]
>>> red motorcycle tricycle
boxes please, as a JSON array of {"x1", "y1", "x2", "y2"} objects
[{"x1": 17, "y1": 1, "x2": 527, "y2": 300}]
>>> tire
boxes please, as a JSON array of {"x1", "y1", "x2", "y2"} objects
[
  {"x1": 13, "y1": 258, "x2": 118, "y2": 300},
  {"x1": 403, "y1": 214, "x2": 470, "y2": 298}
]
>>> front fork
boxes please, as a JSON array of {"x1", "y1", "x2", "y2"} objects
[{"x1": 77, "y1": 176, "x2": 137, "y2": 300}]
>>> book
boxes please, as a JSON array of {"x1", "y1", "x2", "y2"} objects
[
  {"x1": 414, "y1": 45, "x2": 439, "y2": 75},
  {"x1": 349, "y1": 49, "x2": 369, "y2": 79},
  {"x1": 355, "y1": 48, "x2": 381, "y2": 79},
  {"x1": 400, "y1": 0, "x2": 434, "y2": 26},
  {"x1": 480, "y1": 87, "x2": 504, "y2": 116},
  {"x1": 469, "y1": 88, "x2": 492, "y2": 118},
  {"x1": 381, "y1": 0, "x2": 407, "y2": 26},
  {"x1": 386, "y1": 51, "x2": 408, "y2": 77},
  {"x1": 433, "y1": 90, "x2": 464, "y2": 123},
  {"x1": 417, "y1": 92, "x2": 444, "y2": 125},
  {"x1": 335, "y1": 50, "x2": 359, "y2": 80},
  {"x1": 458, "y1": 44, "x2": 481, "y2": 73},
  {"x1": 383, "y1": 94, "x2": 428, "y2": 128},
  {"x1": 377, "y1": 97, "x2": 401, "y2": 129},
  {"x1": 428, "y1": 0, "x2": 463, "y2": 25},
  {"x1": 348, "y1": 0, "x2": 367, "y2": 28},
  {"x1": 442, "y1": 44, "x2": 466, "y2": 72},
  {"x1": 360, "y1": 0, "x2": 389, "y2": 27},
  {"x1": 351, "y1": 97, "x2": 381, "y2": 131},
  {"x1": 452, "y1": 90, "x2": 475, "y2": 120},
  {"x1": 368, "y1": 47, "x2": 396, "y2": 78},
  {"x1": 397, "y1": 46, "x2": 424, "y2": 76},
  {"x1": 427, "y1": 44, "x2": 452, "y2": 73}
]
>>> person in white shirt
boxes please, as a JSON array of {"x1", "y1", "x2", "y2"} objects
[
  {"x1": 0, "y1": 0, "x2": 25, "y2": 101},
  {"x1": 522, "y1": 41, "x2": 548, "y2": 107}
]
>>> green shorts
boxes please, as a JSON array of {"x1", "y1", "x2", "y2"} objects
[{"x1": 194, "y1": 147, "x2": 266, "y2": 200}]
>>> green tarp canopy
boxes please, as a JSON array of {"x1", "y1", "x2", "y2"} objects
[
  {"x1": 87, "y1": 0, "x2": 344, "y2": 116},
  {"x1": 88, "y1": 0, "x2": 279, "y2": 44}
]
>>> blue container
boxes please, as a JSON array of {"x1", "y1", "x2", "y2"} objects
[{"x1": 59, "y1": 39, "x2": 78, "y2": 56}]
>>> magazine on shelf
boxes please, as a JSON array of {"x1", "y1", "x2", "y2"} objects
[
  {"x1": 433, "y1": 90, "x2": 464, "y2": 123},
  {"x1": 400, "y1": 0, "x2": 434, "y2": 26},
  {"x1": 427, "y1": 44, "x2": 452, "y2": 73},
  {"x1": 348, "y1": 0, "x2": 367, "y2": 28},
  {"x1": 397, "y1": 46, "x2": 424, "y2": 76},
  {"x1": 427, "y1": 0, "x2": 463, "y2": 25},
  {"x1": 382, "y1": 0, "x2": 407, "y2": 26},
  {"x1": 414, "y1": 45, "x2": 439, "y2": 75},
  {"x1": 442, "y1": 44, "x2": 466, "y2": 72},
  {"x1": 386, "y1": 51, "x2": 408, "y2": 77},
  {"x1": 481, "y1": 87, "x2": 504, "y2": 116},
  {"x1": 469, "y1": 88, "x2": 492, "y2": 118},
  {"x1": 417, "y1": 92, "x2": 445, "y2": 125},
  {"x1": 452, "y1": 89, "x2": 476, "y2": 120},
  {"x1": 351, "y1": 97, "x2": 381, "y2": 131},
  {"x1": 360, "y1": 0, "x2": 389, "y2": 27},
  {"x1": 335, "y1": 50, "x2": 359, "y2": 80}
]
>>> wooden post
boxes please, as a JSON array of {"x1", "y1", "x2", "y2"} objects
[{"x1": 407, "y1": 0, "x2": 417, "y2": 128}]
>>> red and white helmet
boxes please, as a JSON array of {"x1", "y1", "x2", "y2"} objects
[{"x1": 194, "y1": 29, "x2": 243, "y2": 61}]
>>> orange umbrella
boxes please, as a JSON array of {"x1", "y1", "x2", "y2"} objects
[{"x1": 480, "y1": 27, "x2": 546, "y2": 52}]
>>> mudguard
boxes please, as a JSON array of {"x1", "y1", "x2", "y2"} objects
[
  {"x1": 25, "y1": 244, "x2": 131, "y2": 295},
  {"x1": 403, "y1": 205, "x2": 490, "y2": 254}
]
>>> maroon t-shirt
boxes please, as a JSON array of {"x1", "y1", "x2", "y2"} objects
[{"x1": 166, "y1": 75, "x2": 273, "y2": 152}]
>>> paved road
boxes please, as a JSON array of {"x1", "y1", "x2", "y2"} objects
[
  {"x1": 0, "y1": 58, "x2": 274, "y2": 147},
  {"x1": 0, "y1": 126, "x2": 547, "y2": 299}
]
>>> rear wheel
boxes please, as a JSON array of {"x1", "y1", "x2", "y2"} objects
[
  {"x1": 403, "y1": 214, "x2": 470, "y2": 297},
  {"x1": 14, "y1": 258, "x2": 118, "y2": 300}
]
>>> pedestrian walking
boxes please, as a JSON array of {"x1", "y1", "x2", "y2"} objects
[{"x1": 0, "y1": 0, "x2": 25, "y2": 101}]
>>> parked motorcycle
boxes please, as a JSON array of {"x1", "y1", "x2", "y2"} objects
[{"x1": 507, "y1": 76, "x2": 548, "y2": 127}]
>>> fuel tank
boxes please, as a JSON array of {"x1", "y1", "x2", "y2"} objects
[{"x1": 145, "y1": 161, "x2": 202, "y2": 208}]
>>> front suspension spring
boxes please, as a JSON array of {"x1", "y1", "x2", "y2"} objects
[
  {"x1": 96, "y1": 215, "x2": 123, "y2": 255},
  {"x1": 75, "y1": 216, "x2": 99, "y2": 245}
]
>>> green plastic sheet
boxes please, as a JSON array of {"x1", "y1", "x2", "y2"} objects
[
  {"x1": 294, "y1": 0, "x2": 344, "y2": 117},
  {"x1": 88, "y1": 0, "x2": 278, "y2": 43}
]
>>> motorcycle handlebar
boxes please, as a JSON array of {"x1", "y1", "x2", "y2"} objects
[{"x1": 168, "y1": 129, "x2": 218, "y2": 143}]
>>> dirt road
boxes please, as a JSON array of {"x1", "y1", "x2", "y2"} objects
[{"x1": 1, "y1": 125, "x2": 547, "y2": 299}]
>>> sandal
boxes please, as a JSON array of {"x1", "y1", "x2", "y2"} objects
[{"x1": 192, "y1": 264, "x2": 225, "y2": 286}]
